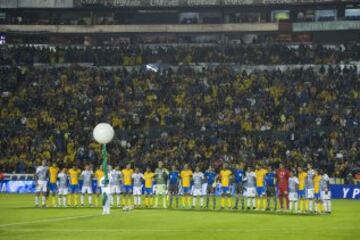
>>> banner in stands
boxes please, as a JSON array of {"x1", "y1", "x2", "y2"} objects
[
  {"x1": 0, "y1": 180, "x2": 35, "y2": 193},
  {"x1": 74, "y1": 0, "x2": 350, "y2": 8},
  {"x1": 1, "y1": 180, "x2": 359, "y2": 199},
  {"x1": 330, "y1": 185, "x2": 360, "y2": 199}
]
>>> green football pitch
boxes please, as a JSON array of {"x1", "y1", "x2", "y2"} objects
[{"x1": 0, "y1": 194, "x2": 359, "y2": 240}]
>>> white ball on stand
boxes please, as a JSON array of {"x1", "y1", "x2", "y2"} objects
[{"x1": 93, "y1": 123, "x2": 115, "y2": 144}]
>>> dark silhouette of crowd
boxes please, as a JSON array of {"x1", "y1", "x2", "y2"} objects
[{"x1": 1, "y1": 43, "x2": 360, "y2": 66}]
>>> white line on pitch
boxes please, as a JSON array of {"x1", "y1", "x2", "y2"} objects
[{"x1": 0, "y1": 214, "x2": 100, "y2": 228}]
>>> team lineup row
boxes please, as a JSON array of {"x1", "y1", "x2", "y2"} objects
[{"x1": 34, "y1": 160, "x2": 332, "y2": 214}]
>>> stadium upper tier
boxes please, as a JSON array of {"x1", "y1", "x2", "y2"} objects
[
  {"x1": 0, "y1": 63, "x2": 358, "y2": 175},
  {"x1": 1, "y1": 43, "x2": 359, "y2": 66}
]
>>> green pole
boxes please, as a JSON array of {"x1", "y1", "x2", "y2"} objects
[
  {"x1": 102, "y1": 144, "x2": 108, "y2": 206},
  {"x1": 102, "y1": 144, "x2": 108, "y2": 183}
]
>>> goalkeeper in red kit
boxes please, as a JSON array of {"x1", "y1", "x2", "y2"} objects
[{"x1": 276, "y1": 163, "x2": 290, "y2": 210}]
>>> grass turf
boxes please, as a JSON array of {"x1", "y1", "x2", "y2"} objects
[{"x1": 0, "y1": 194, "x2": 359, "y2": 240}]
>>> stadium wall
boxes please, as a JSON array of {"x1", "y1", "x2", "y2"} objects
[{"x1": 0, "y1": 23, "x2": 278, "y2": 33}]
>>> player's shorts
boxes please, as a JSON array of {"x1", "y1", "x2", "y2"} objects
[
  {"x1": 183, "y1": 186, "x2": 191, "y2": 194},
  {"x1": 234, "y1": 183, "x2": 244, "y2": 195},
  {"x1": 221, "y1": 186, "x2": 230, "y2": 195},
  {"x1": 298, "y1": 189, "x2": 306, "y2": 198},
  {"x1": 278, "y1": 187, "x2": 288, "y2": 195},
  {"x1": 205, "y1": 182, "x2": 215, "y2": 195},
  {"x1": 320, "y1": 191, "x2": 331, "y2": 200},
  {"x1": 49, "y1": 183, "x2": 57, "y2": 193},
  {"x1": 58, "y1": 187, "x2": 68, "y2": 195},
  {"x1": 201, "y1": 183, "x2": 208, "y2": 195},
  {"x1": 96, "y1": 186, "x2": 102, "y2": 194},
  {"x1": 266, "y1": 186, "x2": 276, "y2": 197},
  {"x1": 245, "y1": 187, "x2": 256, "y2": 197},
  {"x1": 256, "y1": 187, "x2": 265, "y2": 196},
  {"x1": 168, "y1": 184, "x2": 178, "y2": 194},
  {"x1": 110, "y1": 185, "x2": 121, "y2": 194},
  {"x1": 144, "y1": 187, "x2": 153, "y2": 195},
  {"x1": 123, "y1": 185, "x2": 132, "y2": 194},
  {"x1": 133, "y1": 186, "x2": 142, "y2": 195},
  {"x1": 306, "y1": 188, "x2": 314, "y2": 199},
  {"x1": 69, "y1": 184, "x2": 79, "y2": 193},
  {"x1": 289, "y1": 192, "x2": 298, "y2": 201},
  {"x1": 81, "y1": 186, "x2": 93, "y2": 194},
  {"x1": 35, "y1": 180, "x2": 48, "y2": 192},
  {"x1": 155, "y1": 184, "x2": 166, "y2": 195},
  {"x1": 193, "y1": 188, "x2": 203, "y2": 196},
  {"x1": 314, "y1": 192, "x2": 320, "y2": 200}
]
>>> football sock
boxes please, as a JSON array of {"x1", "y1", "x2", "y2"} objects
[
  {"x1": 227, "y1": 198, "x2": 232, "y2": 208},
  {"x1": 187, "y1": 196, "x2": 191, "y2": 206},
  {"x1": 221, "y1": 197, "x2": 225, "y2": 208},
  {"x1": 163, "y1": 196, "x2": 166, "y2": 208}
]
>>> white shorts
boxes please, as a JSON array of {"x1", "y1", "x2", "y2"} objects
[
  {"x1": 35, "y1": 180, "x2": 48, "y2": 192},
  {"x1": 59, "y1": 187, "x2": 68, "y2": 195},
  {"x1": 289, "y1": 192, "x2": 298, "y2": 201},
  {"x1": 81, "y1": 186, "x2": 93, "y2": 194},
  {"x1": 193, "y1": 188, "x2": 203, "y2": 196},
  {"x1": 201, "y1": 183, "x2": 208, "y2": 195},
  {"x1": 306, "y1": 188, "x2": 314, "y2": 199},
  {"x1": 133, "y1": 186, "x2": 142, "y2": 195},
  {"x1": 321, "y1": 191, "x2": 331, "y2": 200},
  {"x1": 154, "y1": 184, "x2": 166, "y2": 195},
  {"x1": 110, "y1": 185, "x2": 121, "y2": 194},
  {"x1": 101, "y1": 185, "x2": 111, "y2": 195},
  {"x1": 245, "y1": 187, "x2": 256, "y2": 197}
]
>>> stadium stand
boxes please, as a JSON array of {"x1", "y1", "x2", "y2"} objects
[{"x1": 0, "y1": 0, "x2": 359, "y2": 184}]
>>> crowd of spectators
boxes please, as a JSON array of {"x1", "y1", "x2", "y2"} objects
[
  {"x1": 1, "y1": 43, "x2": 360, "y2": 66},
  {"x1": 0, "y1": 62, "x2": 359, "y2": 178}
]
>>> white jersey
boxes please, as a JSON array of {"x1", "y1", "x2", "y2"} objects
[
  {"x1": 36, "y1": 166, "x2": 49, "y2": 181},
  {"x1": 81, "y1": 170, "x2": 93, "y2": 187},
  {"x1": 132, "y1": 173, "x2": 144, "y2": 187},
  {"x1": 192, "y1": 172, "x2": 204, "y2": 189},
  {"x1": 109, "y1": 170, "x2": 122, "y2": 186},
  {"x1": 245, "y1": 171, "x2": 256, "y2": 188},
  {"x1": 288, "y1": 177, "x2": 299, "y2": 193},
  {"x1": 58, "y1": 172, "x2": 68, "y2": 189},
  {"x1": 320, "y1": 174, "x2": 330, "y2": 191},
  {"x1": 306, "y1": 169, "x2": 315, "y2": 189}
]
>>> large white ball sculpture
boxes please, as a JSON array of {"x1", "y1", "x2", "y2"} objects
[{"x1": 93, "y1": 123, "x2": 115, "y2": 144}]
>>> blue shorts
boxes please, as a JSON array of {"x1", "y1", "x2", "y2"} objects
[
  {"x1": 298, "y1": 190, "x2": 305, "y2": 198},
  {"x1": 96, "y1": 186, "x2": 102, "y2": 194},
  {"x1": 123, "y1": 185, "x2": 133, "y2": 194},
  {"x1": 69, "y1": 184, "x2": 79, "y2": 193},
  {"x1": 49, "y1": 183, "x2": 57, "y2": 193},
  {"x1": 144, "y1": 188, "x2": 153, "y2": 195},
  {"x1": 183, "y1": 187, "x2": 191, "y2": 194},
  {"x1": 314, "y1": 192, "x2": 320, "y2": 200},
  {"x1": 256, "y1": 187, "x2": 265, "y2": 196},
  {"x1": 222, "y1": 187, "x2": 230, "y2": 194}
]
